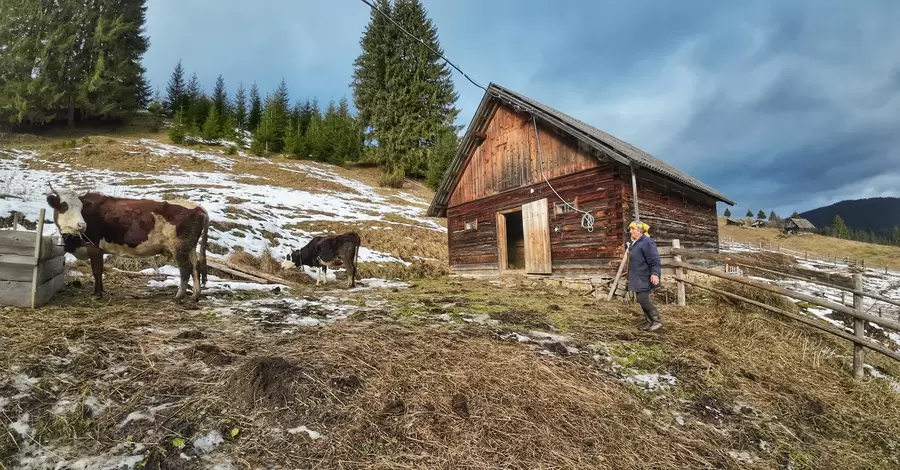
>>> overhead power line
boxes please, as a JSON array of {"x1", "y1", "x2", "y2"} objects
[{"x1": 356, "y1": 0, "x2": 486, "y2": 91}]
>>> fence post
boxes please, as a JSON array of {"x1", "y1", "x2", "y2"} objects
[
  {"x1": 852, "y1": 273, "x2": 865, "y2": 380},
  {"x1": 672, "y1": 239, "x2": 685, "y2": 307}
]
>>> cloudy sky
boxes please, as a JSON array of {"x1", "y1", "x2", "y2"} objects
[{"x1": 142, "y1": 0, "x2": 900, "y2": 217}]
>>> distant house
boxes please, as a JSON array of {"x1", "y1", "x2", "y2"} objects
[
  {"x1": 783, "y1": 217, "x2": 815, "y2": 235},
  {"x1": 751, "y1": 220, "x2": 768, "y2": 228},
  {"x1": 726, "y1": 217, "x2": 744, "y2": 226}
]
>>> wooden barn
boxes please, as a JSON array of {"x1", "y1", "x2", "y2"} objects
[
  {"x1": 783, "y1": 217, "x2": 815, "y2": 235},
  {"x1": 426, "y1": 83, "x2": 735, "y2": 277}
]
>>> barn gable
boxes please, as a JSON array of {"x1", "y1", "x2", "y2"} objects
[{"x1": 427, "y1": 83, "x2": 735, "y2": 218}]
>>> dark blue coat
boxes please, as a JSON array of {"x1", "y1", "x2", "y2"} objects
[{"x1": 627, "y1": 235, "x2": 662, "y2": 293}]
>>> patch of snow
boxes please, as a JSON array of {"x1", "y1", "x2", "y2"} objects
[
  {"x1": 0, "y1": 142, "x2": 445, "y2": 268},
  {"x1": 287, "y1": 425, "x2": 322, "y2": 440},
  {"x1": 624, "y1": 372, "x2": 677, "y2": 392},
  {"x1": 11, "y1": 413, "x2": 31, "y2": 436},
  {"x1": 116, "y1": 411, "x2": 154, "y2": 428},
  {"x1": 193, "y1": 429, "x2": 225, "y2": 453}
]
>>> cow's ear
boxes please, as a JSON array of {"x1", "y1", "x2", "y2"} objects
[{"x1": 46, "y1": 193, "x2": 63, "y2": 211}]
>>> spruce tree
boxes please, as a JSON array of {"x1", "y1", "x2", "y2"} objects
[
  {"x1": 212, "y1": 74, "x2": 228, "y2": 127},
  {"x1": 233, "y1": 81, "x2": 247, "y2": 131},
  {"x1": 746, "y1": 210, "x2": 753, "y2": 218},
  {"x1": 832, "y1": 215, "x2": 850, "y2": 239},
  {"x1": 757, "y1": 210, "x2": 766, "y2": 220},
  {"x1": 248, "y1": 82, "x2": 262, "y2": 132},
  {"x1": 201, "y1": 105, "x2": 220, "y2": 140},
  {"x1": 723, "y1": 208, "x2": 731, "y2": 217},
  {"x1": 165, "y1": 60, "x2": 187, "y2": 116}
]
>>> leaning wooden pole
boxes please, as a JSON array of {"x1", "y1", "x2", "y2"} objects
[
  {"x1": 852, "y1": 273, "x2": 865, "y2": 379},
  {"x1": 606, "y1": 163, "x2": 642, "y2": 300}
]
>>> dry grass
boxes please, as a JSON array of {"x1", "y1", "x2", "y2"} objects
[
  {"x1": 1, "y1": 272, "x2": 900, "y2": 469},
  {"x1": 230, "y1": 160, "x2": 357, "y2": 194},
  {"x1": 720, "y1": 217, "x2": 900, "y2": 270},
  {"x1": 25, "y1": 140, "x2": 223, "y2": 174}
]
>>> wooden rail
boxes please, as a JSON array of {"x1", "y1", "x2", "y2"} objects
[{"x1": 670, "y1": 239, "x2": 900, "y2": 379}]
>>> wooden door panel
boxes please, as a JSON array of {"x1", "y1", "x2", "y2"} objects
[{"x1": 522, "y1": 198, "x2": 551, "y2": 274}]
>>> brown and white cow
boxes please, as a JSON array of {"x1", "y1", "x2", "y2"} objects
[
  {"x1": 45, "y1": 185, "x2": 210, "y2": 302},
  {"x1": 282, "y1": 232, "x2": 361, "y2": 288}
]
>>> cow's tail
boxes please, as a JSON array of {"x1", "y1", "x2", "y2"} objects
[
  {"x1": 199, "y1": 211, "x2": 209, "y2": 286},
  {"x1": 353, "y1": 232, "x2": 361, "y2": 280}
]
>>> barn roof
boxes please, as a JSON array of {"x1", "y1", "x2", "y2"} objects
[
  {"x1": 426, "y1": 83, "x2": 735, "y2": 217},
  {"x1": 787, "y1": 217, "x2": 816, "y2": 229}
]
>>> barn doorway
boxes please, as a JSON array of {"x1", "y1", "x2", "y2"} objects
[
  {"x1": 496, "y1": 199, "x2": 552, "y2": 274},
  {"x1": 503, "y1": 210, "x2": 525, "y2": 269}
]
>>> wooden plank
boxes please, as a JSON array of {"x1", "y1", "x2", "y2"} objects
[
  {"x1": 0, "y1": 254, "x2": 64, "y2": 282},
  {"x1": 0, "y1": 230, "x2": 42, "y2": 248},
  {"x1": 31, "y1": 208, "x2": 45, "y2": 309},
  {"x1": 206, "y1": 260, "x2": 269, "y2": 284},
  {"x1": 0, "y1": 254, "x2": 37, "y2": 266},
  {"x1": 673, "y1": 239, "x2": 686, "y2": 306},
  {"x1": 496, "y1": 212, "x2": 507, "y2": 271},
  {"x1": 681, "y1": 278, "x2": 900, "y2": 364},
  {"x1": 0, "y1": 235, "x2": 57, "y2": 257},
  {"x1": 522, "y1": 198, "x2": 551, "y2": 274},
  {"x1": 0, "y1": 272, "x2": 65, "y2": 308}
]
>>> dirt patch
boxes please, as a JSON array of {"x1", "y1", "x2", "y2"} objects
[
  {"x1": 227, "y1": 356, "x2": 306, "y2": 408},
  {"x1": 492, "y1": 308, "x2": 554, "y2": 330}
]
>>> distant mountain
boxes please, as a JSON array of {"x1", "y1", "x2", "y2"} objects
[{"x1": 800, "y1": 197, "x2": 900, "y2": 236}]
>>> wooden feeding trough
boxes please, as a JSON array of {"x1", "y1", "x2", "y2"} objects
[{"x1": 0, "y1": 209, "x2": 66, "y2": 308}]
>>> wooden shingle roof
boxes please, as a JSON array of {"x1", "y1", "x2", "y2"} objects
[{"x1": 426, "y1": 83, "x2": 735, "y2": 217}]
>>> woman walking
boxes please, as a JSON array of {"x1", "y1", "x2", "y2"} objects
[{"x1": 626, "y1": 220, "x2": 662, "y2": 331}]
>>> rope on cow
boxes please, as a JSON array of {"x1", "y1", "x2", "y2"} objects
[{"x1": 532, "y1": 115, "x2": 595, "y2": 232}]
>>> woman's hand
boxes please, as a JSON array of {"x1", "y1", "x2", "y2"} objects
[{"x1": 650, "y1": 274, "x2": 660, "y2": 285}]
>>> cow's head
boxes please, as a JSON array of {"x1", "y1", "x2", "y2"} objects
[
  {"x1": 281, "y1": 249, "x2": 301, "y2": 270},
  {"x1": 45, "y1": 184, "x2": 88, "y2": 251}
]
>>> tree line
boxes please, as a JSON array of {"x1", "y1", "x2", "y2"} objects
[
  {"x1": 153, "y1": 61, "x2": 363, "y2": 166},
  {"x1": 824, "y1": 215, "x2": 900, "y2": 247},
  {"x1": 1, "y1": 0, "x2": 462, "y2": 190},
  {"x1": 0, "y1": 0, "x2": 152, "y2": 127}
]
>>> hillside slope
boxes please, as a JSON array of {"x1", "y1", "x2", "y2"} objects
[
  {"x1": 0, "y1": 131, "x2": 448, "y2": 280},
  {"x1": 719, "y1": 217, "x2": 900, "y2": 270},
  {"x1": 801, "y1": 197, "x2": 900, "y2": 236}
]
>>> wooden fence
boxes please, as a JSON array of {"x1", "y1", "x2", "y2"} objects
[
  {"x1": 669, "y1": 239, "x2": 900, "y2": 380},
  {"x1": 0, "y1": 209, "x2": 66, "y2": 308},
  {"x1": 719, "y1": 237, "x2": 886, "y2": 272}
]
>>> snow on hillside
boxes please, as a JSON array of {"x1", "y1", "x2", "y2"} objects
[
  {"x1": 719, "y1": 242, "x2": 900, "y2": 349},
  {"x1": 0, "y1": 139, "x2": 444, "y2": 267}
]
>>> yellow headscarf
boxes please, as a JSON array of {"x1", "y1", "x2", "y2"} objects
[{"x1": 628, "y1": 220, "x2": 650, "y2": 239}]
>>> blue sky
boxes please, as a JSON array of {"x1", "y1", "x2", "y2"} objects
[{"x1": 142, "y1": 0, "x2": 900, "y2": 218}]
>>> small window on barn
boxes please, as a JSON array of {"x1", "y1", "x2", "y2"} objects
[
  {"x1": 465, "y1": 219, "x2": 478, "y2": 231},
  {"x1": 555, "y1": 202, "x2": 575, "y2": 216}
]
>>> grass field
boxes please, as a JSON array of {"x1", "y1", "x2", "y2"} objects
[{"x1": 719, "y1": 217, "x2": 900, "y2": 270}]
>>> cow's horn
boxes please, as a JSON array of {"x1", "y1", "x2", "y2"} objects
[{"x1": 45, "y1": 182, "x2": 59, "y2": 196}]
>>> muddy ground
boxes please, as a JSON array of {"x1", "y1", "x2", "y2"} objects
[{"x1": 2, "y1": 267, "x2": 900, "y2": 470}]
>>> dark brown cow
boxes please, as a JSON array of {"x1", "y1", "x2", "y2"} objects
[
  {"x1": 45, "y1": 185, "x2": 210, "y2": 302},
  {"x1": 283, "y1": 232, "x2": 361, "y2": 288}
]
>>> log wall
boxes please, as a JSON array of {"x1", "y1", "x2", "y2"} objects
[
  {"x1": 447, "y1": 165, "x2": 626, "y2": 276},
  {"x1": 620, "y1": 167, "x2": 720, "y2": 252},
  {"x1": 449, "y1": 104, "x2": 598, "y2": 207}
]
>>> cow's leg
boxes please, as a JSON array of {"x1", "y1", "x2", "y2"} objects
[
  {"x1": 174, "y1": 249, "x2": 192, "y2": 302},
  {"x1": 87, "y1": 246, "x2": 104, "y2": 299},
  {"x1": 190, "y1": 250, "x2": 201, "y2": 303},
  {"x1": 346, "y1": 256, "x2": 356, "y2": 289},
  {"x1": 321, "y1": 265, "x2": 328, "y2": 285}
]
